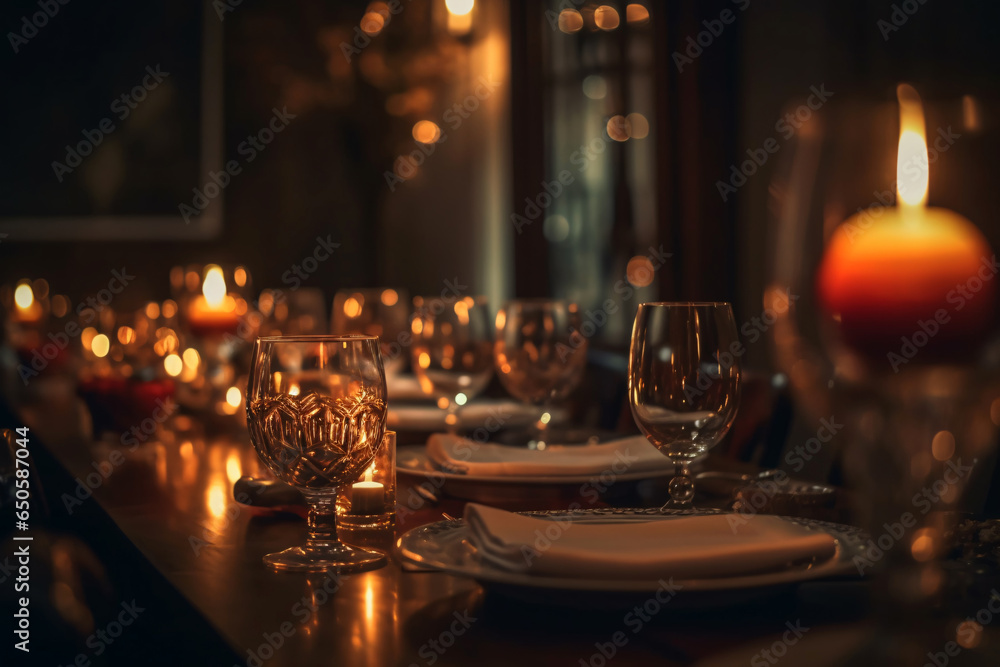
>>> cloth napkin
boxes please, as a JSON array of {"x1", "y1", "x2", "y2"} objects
[
  {"x1": 463, "y1": 503, "x2": 837, "y2": 579},
  {"x1": 426, "y1": 433, "x2": 669, "y2": 477},
  {"x1": 385, "y1": 374, "x2": 428, "y2": 402},
  {"x1": 388, "y1": 401, "x2": 549, "y2": 431}
]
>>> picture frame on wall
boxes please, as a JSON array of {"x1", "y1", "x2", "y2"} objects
[{"x1": 0, "y1": 0, "x2": 223, "y2": 240}]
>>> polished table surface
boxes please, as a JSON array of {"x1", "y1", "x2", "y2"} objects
[{"x1": 20, "y1": 389, "x2": 1000, "y2": 667}]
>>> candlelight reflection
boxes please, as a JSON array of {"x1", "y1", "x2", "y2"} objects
[{"x1": 226, "y1": 451, "x2": 242, "y2": 483}]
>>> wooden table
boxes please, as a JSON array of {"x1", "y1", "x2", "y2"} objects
[{"x1": 16, "y1": 391, "x2": 1000, "y2": 667}]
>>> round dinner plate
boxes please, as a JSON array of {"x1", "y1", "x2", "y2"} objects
[
  {"x1": 396, "y1": 445, "x2": 676, "y2": 485},
  {"x1": 396, "y1": 508, "x2": 868, "y2": 604}
]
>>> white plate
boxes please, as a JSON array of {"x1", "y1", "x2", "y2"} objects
[
  {"x1": 396, "y1": 509, "x2": 867, "y2": 604},
  {"x1": 396, "y1": 445, "x2": 675, "y2": 485}
]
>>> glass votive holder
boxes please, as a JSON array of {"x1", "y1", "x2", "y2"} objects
[{"x1": 337, "y1": 431, "x2": 397, "y2": 542}]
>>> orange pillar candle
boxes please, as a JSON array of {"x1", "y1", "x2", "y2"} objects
[{"x1": 817, "y1": 85, "x2": 996, "y2": 367}]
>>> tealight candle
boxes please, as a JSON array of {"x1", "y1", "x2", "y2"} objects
[{"x1": 351, "y1": 467, "x2": 384, "y2": 515}]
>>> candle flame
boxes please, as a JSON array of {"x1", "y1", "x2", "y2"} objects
[
  {"x1": 896, "y1": 84, "x2": 929, "y2": 208},
  {"x1": 202, "y1": 265, "x2": 227, "y2": 308},
  {"x1": 14, "y1": 284, "x2": 34, "y2": 310},
  {"x1": 446, "y1": 0, "x2": 474, "y2": 16},
  {"x1": 364, "y1": 464, "x2": 374, "y2": 483}
]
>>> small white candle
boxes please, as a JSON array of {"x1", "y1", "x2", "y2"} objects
[{"x1": 352, "y1": 466, "x2": 384, "y2": 515}]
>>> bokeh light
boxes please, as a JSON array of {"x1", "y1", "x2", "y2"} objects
[
  {"x1": 595, "y1": 5, "x2": 621, "y2": 30},
  {"x1": 558, "y1": 9, "x2": 584, "y2": 33}
]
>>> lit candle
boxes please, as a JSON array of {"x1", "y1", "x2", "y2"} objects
[
  {"x1": 817, "y1": 84, "x2": 995, "y2": 362},
  {"x1": 13, "y1": 283, "x2": 43, "y2": 323},
  {"x1": 351, "y1": 465, "x2": 384, "y2": 515},
  {"x1": 187, "y1": 265, "x2": 239, "y2": 337}
]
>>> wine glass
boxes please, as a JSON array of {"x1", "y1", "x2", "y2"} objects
[
  {"x1": 245, "y1": 335, "x2": 387, "y2": 572},
  {"x1": 410, "y1": 296, "x2": 493, "y2": 432},
  {"x1": 628, "y1": 302, "x2": 742, "y2": 508},
  {"x1": 332, "y1": 288, "x2": 410, "y2": 374},
  {"x1": 493, "y1": 299, "x2": 588, "y2": 446}
]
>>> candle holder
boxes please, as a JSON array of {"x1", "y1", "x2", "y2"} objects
[{"x1": 337, "y1": 431, "x2": 396, "y2": 549}]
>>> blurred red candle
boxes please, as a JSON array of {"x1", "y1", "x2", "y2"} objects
[{"x1": 817, "y1": 85, "x2": 995, "y2": 362}]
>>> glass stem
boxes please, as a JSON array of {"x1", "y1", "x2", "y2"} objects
[
  {"x1": 304, "y1": 490, "x2": 341, "y2": 548},
  {"x1": 665, "y1": 460, "x2": 695, "y2": 509}
]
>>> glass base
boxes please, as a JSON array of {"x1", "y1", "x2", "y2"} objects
[
  {"x1": 263, "y1": 542, "x2": 387, "y2": 573},
  {"x1": 660, "y1": 498, "x2": 694, "y2": 510}
]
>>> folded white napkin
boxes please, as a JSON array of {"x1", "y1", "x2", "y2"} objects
[
  {"x1": 463, "y1": 503, "x2": 837, "y2": 579},
  {"x1": 388, "y1": 401, "x2": 552, "y2": 431},
  {"x1": 426, "y1": 433, "x2": 669, "y2": 477},
  {"x1": 385, "y1": 374, "x2": 427, "y2": 402}
]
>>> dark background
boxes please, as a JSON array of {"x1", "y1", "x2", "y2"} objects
[{"x1": 1, "y1": 0, "x2": 998, "y2": 356}]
